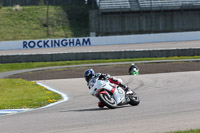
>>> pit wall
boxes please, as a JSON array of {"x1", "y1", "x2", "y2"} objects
[{"x1": 1, "y1": 48, "x2": 200, "y2": 63}]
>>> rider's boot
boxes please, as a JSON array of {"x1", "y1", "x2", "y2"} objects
[
  {"x1": 98, "y1": 101, "x2": 104, "y2": 108},
  {"x1": 119, "y1": 83, "x2": 133, "y2": 95},
  {"x1": 126, "y1": 88, "x2": 134, "y2": 95}
]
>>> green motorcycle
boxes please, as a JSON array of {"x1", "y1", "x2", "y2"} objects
[{"x1": 130, "y1": 68, "x2": 139, "y2": 75}]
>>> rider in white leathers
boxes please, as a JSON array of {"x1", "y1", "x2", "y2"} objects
[{"x1": 84, "y1": 69, "x2": 132, "y2": 108}]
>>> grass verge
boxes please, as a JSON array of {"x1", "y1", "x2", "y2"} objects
[
  {"x1": 167, "y1": 129, "x2": 200, "y2": 133},
  {"x1": 0, "y1": 78, "x2": 62, "y2": 109},
  {"x1": 0, "y1": 5, "x2": 89, "y2": 41},
  {"x1": 0, "y1": 56, "x2": 200, "y2": 73}
]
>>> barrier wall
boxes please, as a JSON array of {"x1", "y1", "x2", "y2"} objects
[
  {"x1": 90, "y1": 10, "x2": 200, "y2": 35},
  {"x1": 1, "y1": 48, "x2": 200, "y2": 63},
  {"x1": 0, "y1": 31, "x2": 200, "y2": 50}
]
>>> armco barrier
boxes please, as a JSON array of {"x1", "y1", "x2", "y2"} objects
[{"x1": 0, "y1": 48, "x2": 200, "y2": 63}]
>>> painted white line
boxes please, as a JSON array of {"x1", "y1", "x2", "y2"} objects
[
  {"x1": 36, "y1": 82, "x2": 69, "y2": 109},
  {"x1": 0, "y1": 109, "x2": 30, "y2": 113},
  {"x1": 0, "y1": 109, "x2": 33, "y2": 116}
]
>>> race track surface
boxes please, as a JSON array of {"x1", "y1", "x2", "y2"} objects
[{"x1": 0, "y1": 71, "x2": 200, "y2": 133}]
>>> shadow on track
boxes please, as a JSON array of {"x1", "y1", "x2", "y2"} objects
[
  {"x1": 60, "y1": 108, "x2": 109, "y2": 112},
  {"x1": 60, "y1": 105, "x2": 131, "y2": 112}
]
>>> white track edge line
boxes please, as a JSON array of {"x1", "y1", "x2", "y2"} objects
[
  {"x1": 36, "y1": 82, "x2": 69, "y2": 109},
  {"x1": 0, "y1": 83, "x2": 68, "y2": 116}
]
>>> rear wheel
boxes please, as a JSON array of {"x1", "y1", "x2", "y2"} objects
[
  {"x1": 128, "y1": 91, "x2": 140, "y2": 106},
  {"x1": 98, "y1": 93, "x2": 117, "y2": 109}
]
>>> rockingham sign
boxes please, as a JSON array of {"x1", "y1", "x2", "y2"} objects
[
  {"x1": 0, "y1": 38, "x2": 92, "y2": 50},
  {"x1": 0, "y1": 31, "x2": 200, "y2": 50},
  {"x1": 23, "y1": 38, "x2": 91, "y2": 49}
]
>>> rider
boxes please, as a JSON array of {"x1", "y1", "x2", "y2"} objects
[
  {"x1": 129, "y1": 63, "x2": 139, "y2": 75},
  {"x1": 84, "y1": 68, "x2": 132, "y2": 108}
]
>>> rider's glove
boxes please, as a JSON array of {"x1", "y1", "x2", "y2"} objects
[
  {"x1": 99, "y1": 74, "x2": 110, "y2": 80},
  {"x1": 105, "y1": 74, "x2": 111, "y2": 79}
]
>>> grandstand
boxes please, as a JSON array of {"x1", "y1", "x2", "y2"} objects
[
  {"x1": 98, "y1": 0, "x2": 200, "y2": 12},
  {"x1": 98, "y1": 0, "x2": 131, "y2": 11},
  {"x1": 90, "y1": 0, "x2": 200, "y2": 36}
]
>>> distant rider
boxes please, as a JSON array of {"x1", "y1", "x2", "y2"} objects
[
  {"x1": 84, "y1": 68, "x2": 132, "y2": 108},
  {"x1": 129, "y1": 63, "x2": 139, "y2": 75}
]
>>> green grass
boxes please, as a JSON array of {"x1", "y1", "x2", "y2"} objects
[
  {"x1": 0, "y1": 56, "x2": 199, "y2": 73},
  {"x1": 167, "y1": 129, "x2": 200, "y2": 133},
  {"x1": 0, "y1": 5, "x2": 89, "y2": 41},
  {"x1": 0, "y1": 78, "x2": 62, "y2": 109}
]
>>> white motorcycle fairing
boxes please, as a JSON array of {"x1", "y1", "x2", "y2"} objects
[{"x1": 89, "y1": 78, "x2": 126, "y2": 105}]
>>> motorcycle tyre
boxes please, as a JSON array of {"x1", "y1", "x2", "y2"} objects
[
  {"x1": 98, "y1": 93, "x2": 117, "y2": 109},
  {"x1": 128, "y1": 91, "x2": 140, "y2": 106}
]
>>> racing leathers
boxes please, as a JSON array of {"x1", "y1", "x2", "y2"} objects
[{"x1": 87, "y1": 73, "x2": 129, "y2": 108}]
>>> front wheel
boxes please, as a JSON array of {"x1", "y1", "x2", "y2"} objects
[
  {"x1": 98, "y1": 93, "x2": 117, "y2": 109},
  {"x1": 128, "y1": 91, "x2": 140, "y2": 106}
]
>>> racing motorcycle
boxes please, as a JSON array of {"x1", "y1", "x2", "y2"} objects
[{"x1": 89, "y1": 78, "x2": 140, "y2": 109}]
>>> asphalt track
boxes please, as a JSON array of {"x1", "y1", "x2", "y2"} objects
[
  {"x1": 0, "y1": 40, "x2": 200, "y2": 132},
  {"x1": 0, "y1": 71, "x2": 200, "y2": 133}
]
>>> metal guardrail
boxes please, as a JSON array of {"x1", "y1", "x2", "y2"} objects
[{"x1": 1, "y1": 47, "x2": 200, "y2": 63}]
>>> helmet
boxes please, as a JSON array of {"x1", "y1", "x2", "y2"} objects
[
  {"x1": 131, "y1": 63, "x2": 135, "y2": 66},
  {"x1": 84, "y1": 69, "x2": 95, "y2": 83}
]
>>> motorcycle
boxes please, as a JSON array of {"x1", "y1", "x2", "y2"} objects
[
  {"x1": 89, "y1": 78, "x2": 140, "y2": 109},
  {"x1": 130, "y1": 68, "x2": 139, "y2": 75}
]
